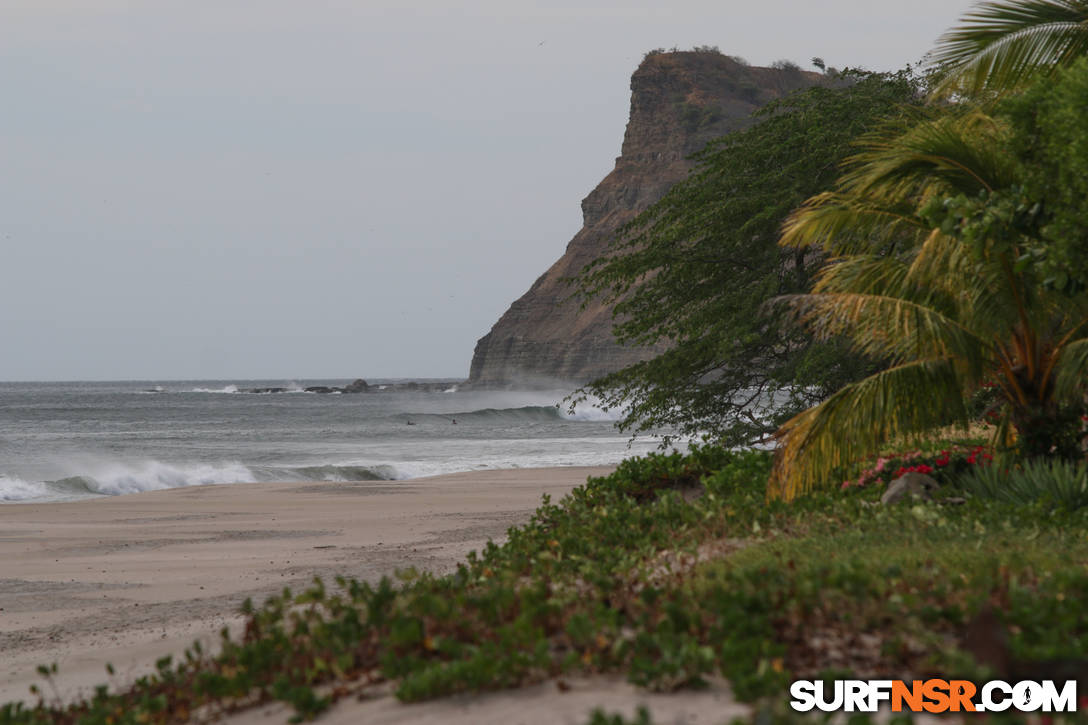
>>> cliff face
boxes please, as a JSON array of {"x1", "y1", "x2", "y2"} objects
[{"x1": 469, "y1": 52, "x2": 821, "y2": 388}]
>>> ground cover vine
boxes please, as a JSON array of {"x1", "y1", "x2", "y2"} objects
[{"x1": 2, "y1": 444, "x2": 1087, "y2": 724}]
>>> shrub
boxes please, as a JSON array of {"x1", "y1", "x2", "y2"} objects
[
  {"x1": 954, "y1": 458, "x2": 1088, "y2": 509},
  {"x1": 840, "y1": 444, "x2": 993, "y2": 491},
  {"x1": 771, "y1": 59, "x2": 802, "y2": 72}
]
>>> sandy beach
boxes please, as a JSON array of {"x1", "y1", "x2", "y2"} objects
[
  {"x1": 0, "y1": 465, "x2": 753, "y2": 724},
  {"x1": 0, "y1": 467, "x2": 610, "y2": 706}
]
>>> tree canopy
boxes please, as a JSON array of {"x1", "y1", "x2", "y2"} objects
[
  {"x1": 1000, "y1": 56, "x2": 1088, "y2": 290},
  {"x1": 570, "y1": 71, "x2": 923, "y2": 446},
  {"x1": 770, "y1": 64, "x2": 1088, "y2": 499}
]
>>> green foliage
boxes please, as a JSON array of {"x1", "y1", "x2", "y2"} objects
[
  {"x1": 955, "y1": 457, "x2": 1088, "y2": 509},
  {"x1": 770, "y1": 59, "x2": 802, "y2": 72},
  {"x1": 928, "y1": 0, "x2": 1088, "y2": 97},
  {"x1": 570, "y1": 70, "x2": 923, "y2": 447},
  {"x1": 677, "y1": 100, "x2": 723, "y2": 132},
  {"x1": 627, "y1": 628, "x2": 715, "y2": 692},
  {"x1": 577, "y1": 445, "x2": 736, "y2": 503},
  {"x1": 772, "y1": 99, "x2": 1088, "y2": 497},
  {"x1": 1001, "y1": 56, "x2": 1088, "y2": 292},
  {"x1": 584, "y1": 707, "x2": 654, "y2": 725},
  {"x1": 5, "y1": 444, "x2": 1088, "y2": 723}
]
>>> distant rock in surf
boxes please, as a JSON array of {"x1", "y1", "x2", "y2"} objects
[
  {"x1": 232, "y1": 379, "x2": 463, "y2": 395},
  {"x1": 343, "y1": 379, "x2": 369, "y2": 393}
]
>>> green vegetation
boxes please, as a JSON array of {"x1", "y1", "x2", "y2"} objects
[
  {"x1": 955, "y1": 457, "x2": 1088, "y2": 509},
  {"x1": 677, "y1": 100, "x2": 724, "y2": 132},
  {"x1": 928, "y1": 0, "x2": 1088, "y2": 97},
  {"x1": 578, "y1": 1, "x2": 1088, "y2": 476},
  {"x1": 1002, "y1": 56, "x2": 1088, "y2": 291},
  {"x1": 771, "y1": 64, "x2": 1088, "y2": 499},
  {"x1": 586, "y1": 707, "x2": 654, "y2": 725},
  {"x1": 570, "y1": 6, "x2": 1088, "y2": 718},
  {"x1": 4, "y1": 446, "x2": 1088, "y2": 724},
  {"x1": 570, "y1": 70, "x2": 922, "y2": 447}
]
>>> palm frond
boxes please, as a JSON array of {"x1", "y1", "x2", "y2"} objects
[
  {"x1": 905, "y1": 228, "x2": 975, "y2": 292},
  {"x1": 782, "y1": 112, "x2": 1016, "y2": 261},
  {"x1": 1053, "y1": 336, "x2": 1088, "y2": 400},
  {"x1": 779, "y1": 288, "x2": 988, "y2": 375},
  {"x1": 780, "y1": 193, "x2": 927, "y2": 254},
  {"x1": 769, "y1": 358, "x2": 970, "y2": 499},
  {"x1": 929, "y1": 0, "x2": 1088, "y2": 96},
  {"x1": 813, "y1": 254, "x2": 914, "y2": 297},
  {"x1": 839, "y1": 112, "x2": 1017, "y2": 201}
]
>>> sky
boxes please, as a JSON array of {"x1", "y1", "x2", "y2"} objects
[{"x1": 0, "y1": 0, "x2": 979, "y2": 381}]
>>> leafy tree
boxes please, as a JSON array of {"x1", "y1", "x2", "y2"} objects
[
  {"x1": 769, "y1": 102, "x2": 1088, "y2": 499},
  {"x1": 928, "y1": 0, "x2": 1088, "y2": 97},
  {"x1": 1001, "y1": 56, "x2": 1088, "y2": 290},
  {"x1": 569, "y1": 71, "x2": 923, "y2": 446}
]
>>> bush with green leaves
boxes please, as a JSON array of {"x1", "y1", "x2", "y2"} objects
[
  {"x1": 584, "y1": 707, "x2": 654, "y2": 725},
  {"x1": 954, "y1": 457, "x2": 1088, "y2": 510}
]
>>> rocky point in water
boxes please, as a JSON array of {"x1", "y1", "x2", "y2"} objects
[
  {"x1": 237, "y1": 379, "x2": 462, "y2": 394},
  {"x1": 240, "y1": 379, "x2": 370, "y2": 394},
  {"x1": 468, "y1": 50, "x2": 822, "y2": 389}
]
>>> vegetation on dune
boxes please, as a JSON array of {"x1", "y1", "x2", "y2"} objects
[{"x1": 4, "y1": 446, "x2": 1088, "y2": 724}]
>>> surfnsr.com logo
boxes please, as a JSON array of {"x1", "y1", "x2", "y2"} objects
[{"x1": 790, "y1": 679, "x2": 1079, "y2": 713}]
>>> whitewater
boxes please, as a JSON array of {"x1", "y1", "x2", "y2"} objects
[{"x1": 0, "y1": 379, "x2": 664, "y2": 503}]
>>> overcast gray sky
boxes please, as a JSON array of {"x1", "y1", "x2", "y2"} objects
[{"x1": 1, "y1": 0, "x2": 978, "y2": 381}]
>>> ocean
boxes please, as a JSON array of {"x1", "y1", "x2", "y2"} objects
[{"x1": 0, "y1": 379, "x2": 664, "y2": 503}]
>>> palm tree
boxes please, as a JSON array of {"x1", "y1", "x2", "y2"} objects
[
  {"x1": 768, "y1": 110, "x2": 1088, "y2": 500},
  {"x1": 929, "y1": 0, "x2": 1088, "y2": 97}
]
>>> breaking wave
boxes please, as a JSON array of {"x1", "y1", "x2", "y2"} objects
[
  {"x1": 0, "y1": 475, "x2": 52, "y2": 502},
  {"x1": 399, "y1": 403, "x2": 623, "y2": 425},
  {"x1": 0, "y1": 461, "x2": 411, "y2": 502},
  {"x1": 50, "y1": 461, "x2": 258, "y2": 496},
  {"x1": 192, "y1": 384, "x2": 239, "y2": 394}
]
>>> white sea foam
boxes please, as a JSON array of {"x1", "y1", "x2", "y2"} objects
[
  {"x1": 334, "y1": 437, "x2": 667, "y2": 481},
  {"x1": 0, "y1": 382, "x2": 667, "y2": 504},
  {"x1": 192, "y1": 384, "x2": 239, "y2": 394},
  {"x1": 77, "y1": 461, "x2": 256, "y2": 496},
  {"x1": 0, "y1": 475, "x2": 52, "y2": 502}
]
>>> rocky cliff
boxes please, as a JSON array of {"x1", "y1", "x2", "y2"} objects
[{"x1": 469, "y1": 51, "x2": 821, "y2": 388}]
